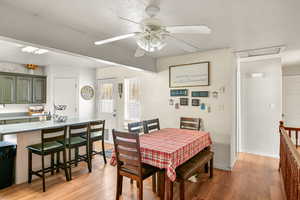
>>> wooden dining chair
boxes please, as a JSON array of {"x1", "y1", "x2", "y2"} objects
[
  {"x1": 143, "y1": 118, "x2": 160, "y2": 133},
  {"x1": 112, "y1": 130, "x2": 158, "y2": 200},
  {"x1": 127, "y1": 121, "x2": 157, "y2": 191},
  {"x1": 180, "y1": 117, "x2": 201, "y2": 131}
]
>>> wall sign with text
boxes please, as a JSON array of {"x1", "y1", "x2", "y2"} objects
[{"x1": 169, "y1": 62, "x2": 210, "y2": 88}]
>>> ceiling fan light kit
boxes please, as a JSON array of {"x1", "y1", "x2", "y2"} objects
[{"x1": 136, "y1": 31, "x2": 167, "y2": 52}]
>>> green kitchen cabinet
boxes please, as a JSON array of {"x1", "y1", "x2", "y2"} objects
[
  {"x1": 16, "y1": 76, "x2": 33, "y2": 104},
  {"x1": 5, "y1": 119, "x2": 30, "y2": 124},
  {"x1": 0, "y1": 75, "x2": 16, "y2": 104},
  {"x1": 33, "y1": 77, "x2": 46, "y2": 103}
]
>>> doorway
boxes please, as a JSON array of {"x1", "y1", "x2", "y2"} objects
[
  {"x1": 239, "y1": 58, "x2": 282, "y2": 157},
  {"x1": 97, "y1": 78, "x2": 118, "y2": 143},
  {"x1": 53, "y1": 77, "x2": 78, "y2": 117}
]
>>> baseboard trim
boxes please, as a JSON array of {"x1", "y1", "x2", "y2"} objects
[{"x1": 241, "y1": 150, "x2": 279, "y2": 159}]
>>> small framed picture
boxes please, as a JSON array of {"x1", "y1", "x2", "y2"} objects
[
  {"x1": 170, "y1": 89, "x2": 188, "y2": 97},
  {"x1": 191, "y1": 91, "x2": 209, "y2": 97},
  {"x1": 191, "y1": 99, "x2": 200, "y2": 106},
  {"x1": 180, "y1": 98, "x2": 189, "y2": 106}
]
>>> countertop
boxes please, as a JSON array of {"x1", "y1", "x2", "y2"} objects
[
  {"x1": 0, "y1": 117, "x2": 103, "y2": 135},
  {"x1": 0, "y1": 112, "x2": 46, "y2": 121}
]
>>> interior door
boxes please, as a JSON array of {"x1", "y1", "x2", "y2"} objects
[
  {"x1": 97, "y1": 79, "x2": 118, "y2": 143},
  {"x1": 283, "y1": 75, "x2": 300, "y2": 127},
  {"x1": 54, "y1": 77, "x2": 78, "y2": 117}
]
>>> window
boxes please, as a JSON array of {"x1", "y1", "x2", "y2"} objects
[
  {"x1": 124, "y1": 78, "x2": 141, "y2": 121},
  {"x1": 98, "y1": 82, "x2": 114, "y2": 113}
]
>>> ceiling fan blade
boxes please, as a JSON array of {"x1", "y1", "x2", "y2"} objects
[
  {"x1": 134, "y1": 47, "x2": 146, "y2": 57},
  {"x1": 166, "y1": 25, "x2": 211, "y2": 34},
  {"x1": 94, "y1": 33, "x2": 137, "y2": 45},
  {"x1": 119, "y1": 16, "x2": 142, "y2": 25},
  {"x1": 167, "y1": 35, "x2": 199, "y2": 52}
]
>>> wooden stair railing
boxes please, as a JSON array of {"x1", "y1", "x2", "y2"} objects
[
  {"x1": 279, "y1": 121, "x2": 300, "y2": 200},
  {"x1": 280, "y1": 121, "x2": 300, "y2": 148}
]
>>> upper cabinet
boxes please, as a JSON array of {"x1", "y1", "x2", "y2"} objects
[
  {"x1": 33, "y1": 77, "x2": 46, "y2": 104},
  {"x1": 16, "y1": 76, "x2": 33, "y2": 104},
  {"x1": 0, "y1": 72, "x2": 47, "y2": 104},
  {"x1": 0, "y1": 74, "x2": 16, "y2": 104}
]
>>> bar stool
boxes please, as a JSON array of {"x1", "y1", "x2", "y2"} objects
[
  {"x1": 59, "y1": 123, "x2": 91, "y2": 180},
  {"x1": 27, "y1": 126, "x2": 69, "y2": 192},
  {"x1": 81, "y1": 120, "x2": 106, "y2": 166}
]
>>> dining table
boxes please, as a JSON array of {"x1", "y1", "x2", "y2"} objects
[{"x1": 110, "y1": 128, "x2": 212, "y2": 200}]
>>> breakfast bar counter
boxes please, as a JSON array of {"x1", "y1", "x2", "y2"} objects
[{"x1": 0, "y1": 117, "x2": 103, "y2": 184}]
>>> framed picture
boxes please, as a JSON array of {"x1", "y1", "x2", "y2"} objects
[
  {"x1": 191, "y1": 99, "x2": 200, "y2": 106},
  {"x1": 191, "y1": 91, "x2": 209, "y2": 97},
  {"x1": 169, "y1": 61, "x2": 210, "y2": 88},
  {"x1": 180, "y1": 98, "x2": 189, "y2": 106},
  {"x1": 170, "y1": 89, "x2": 188, "y2": 97}
]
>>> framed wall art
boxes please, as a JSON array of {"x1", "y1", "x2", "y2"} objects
[
  {"x1": 169, "y1": 61, "x2": 210, "y2": 88},
  {"x1": 191, "y1": 91, "x2": 209, "y2": 97},
  {"x1": 191, "y1": 99, "x2": 200, "y2": 106},
  {"x1": 180, "y1": 98, "x2": 189, "y2": 106},
  {"x1": 170, "y1": 89, "x2": 188, "y2": 97}
]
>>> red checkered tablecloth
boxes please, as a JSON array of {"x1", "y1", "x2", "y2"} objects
[{"x1": 110, "y1": 128, "x2": 212, "y2": 181}]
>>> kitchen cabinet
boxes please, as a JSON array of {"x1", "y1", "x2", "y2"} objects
[
  {"x1": 16, "y1": 76, "x2": 33, "y2": 104},
  {"x1": 33, "y1": 77, "x2": 46, "y2": 103},
  {"x1": 0, "y1": 72, "x2": 47, "y2": 104},
  {"x1": 0, "y1": 75, "x2": 16, "y2": 104}
]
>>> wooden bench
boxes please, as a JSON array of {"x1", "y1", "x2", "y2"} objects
[{"x1": 175, "y1": 150, "x2": 214, "y2": 200}]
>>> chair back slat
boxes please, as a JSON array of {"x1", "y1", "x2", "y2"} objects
[
  {"x1": 143, "y1": 118, "x2": 160, "y2": 133},
  {"x1": 113, "y1": 130, "x2": 142, "y2": 177},
  {"x1": 69, "y1": 123, "x2": 89, "y2": 138},
  {"x1": 180, "y1": 117, "x2": 201, "y2": 131},
  {"x1": 90, "y1": 120, "x2": 105, "y2": 133},
  {"x1": 128, "y1": 122, "x2": 144, "y2": 134},
  {"x1": 41, "y1": 126, "x2": 67, "y2": 151}
]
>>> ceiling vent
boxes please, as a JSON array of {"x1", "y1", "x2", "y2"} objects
[{"x1": 236, "y1": 46, "x2": 285, "y2": 58}]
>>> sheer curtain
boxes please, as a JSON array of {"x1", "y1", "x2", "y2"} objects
[
  {"x1": 98, "y1": 82, "x2": 114, "y2": 113},
  {"x1": 124, "y1": 77, "x2": 141, "y2": 121}
]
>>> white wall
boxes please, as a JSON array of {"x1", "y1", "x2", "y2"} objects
[
  {"x1": 45, "y1": 65, "x2": 96, "y2": 118},
  {"x1": 96, "y1": 49, "x2": 237, "y2": 170},
  {"x1": 240, "y1": 58, "x2": 282, "y2": 157}
]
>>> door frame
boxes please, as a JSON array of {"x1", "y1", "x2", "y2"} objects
[
  {"x1": 96, "y1": 78, "x2": 119, "y2": 143},
  {"x1": 53, "y1": 76, "x2": 79, "y2": 117}
]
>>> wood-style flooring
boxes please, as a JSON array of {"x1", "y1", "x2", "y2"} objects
[{"x1": 0, "y1": 143, "x2": 285, "y2": 200}]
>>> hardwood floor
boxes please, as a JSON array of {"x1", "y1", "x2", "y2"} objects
[{"x1": 0, "y1": 143, "x2": 285, "y2": 200}]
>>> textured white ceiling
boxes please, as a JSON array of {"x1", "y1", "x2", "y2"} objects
[{"x1": 0, "y1": 0, "x2": 299, "y2": 60}]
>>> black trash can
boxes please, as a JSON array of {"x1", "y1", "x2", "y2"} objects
[{"x1": 0, "y1": 141, "x2": 16, "y2": 189}]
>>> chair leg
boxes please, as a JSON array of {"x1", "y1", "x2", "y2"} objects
[
  {"x1": 180, "y1": 180, "x2": 185, "y2": 200},
  {"x1": 102, "y1": 139, "x2": 107, "y2": 164},
  {"x1": 75, "y1": 147, "x2": 79, "y2": 167},
  {"x1": 152, "y1": 174, "x2": 156, "y2": 193},
  {"x1": 87, "y1": 144, "x2": 92, "y2": 173},
  {"x1": 130, "y1": 179, "x2": 134, "y2": 184},
  {"x1": 56, "y1": 151, "x2": 60, "y2": 173},
  {"x1": 116, "y1": 174, "x2": 122, "y2": 200},
  {"x1": 51, "y1": 153, "x2": 55, "y2": 175},
  {"x1": 210, "y1": 158, "x2": 214, "y2": 178},
  {"x1": 68, "y1": 148, "x2": 72, "y2": 180},
  {"x1": 63, "y1": 149, "x2": 70, "y2": 181},
  {"x1": 41, "y1": 154, "x2": 46, "y2": 192},
  {"x1": 205, "y1": 163, "x2": 209, "y2": 173},
  {"x1": 138, "y1": 180, "x2": 143, "y2": 200},
  {"x1": 28, "y1": 150, "x2": 32, "y2": 184}
]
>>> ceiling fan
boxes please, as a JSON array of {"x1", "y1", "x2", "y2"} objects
[{"x1": 94, "y1": 5, "x2": 211, "y2": 57}]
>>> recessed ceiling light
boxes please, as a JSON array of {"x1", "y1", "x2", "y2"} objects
[
  {"x1": 34, "y1": 49, "x2": 49, "y2": 55},
  {"x1": 21, "y1": 46, "x2": 49, "y2": 55},
  {"x1": 21, "y1": 46, "x2": 38, "y2": 53}
]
